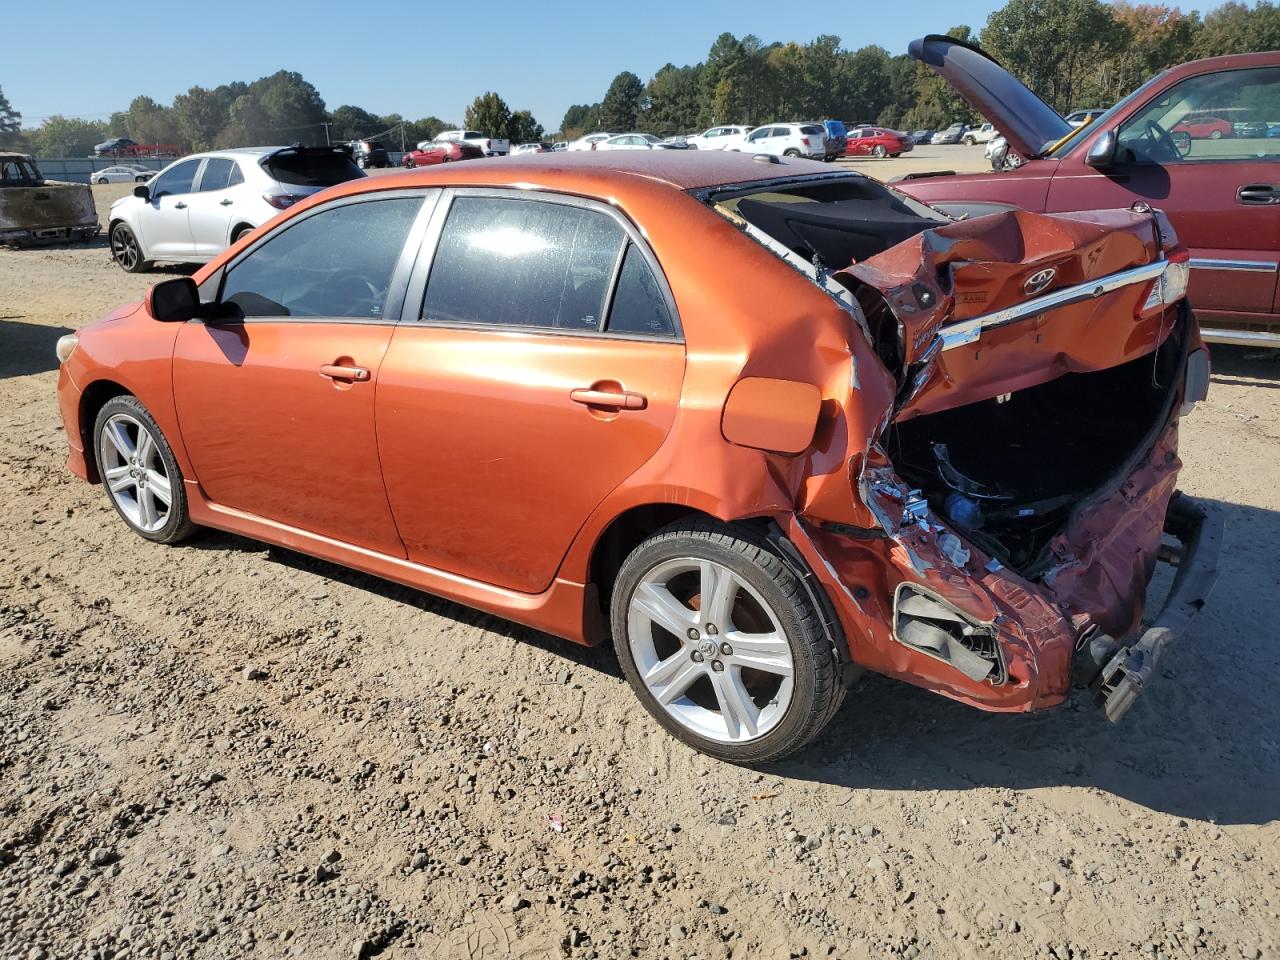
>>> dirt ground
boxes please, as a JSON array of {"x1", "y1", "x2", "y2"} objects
[{"x1": 1, "y1": 163, "x2": 1278, "y2": 960}]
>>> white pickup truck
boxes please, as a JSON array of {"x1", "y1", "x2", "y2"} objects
[{"x1": 437, "y1": 130, "x2": 510, "y2": 157}]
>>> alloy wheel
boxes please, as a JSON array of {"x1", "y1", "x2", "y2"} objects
[
  {"x1": 627, "y1": 557, "x2": 795, "y2": 743},
  {"x1": 97, "y1": 413, "x2": 172, "y2": 533},
  {"x1": 110, "y1": 225, "x2": 140, "y2": 271}
]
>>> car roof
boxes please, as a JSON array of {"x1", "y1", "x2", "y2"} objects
[{"x1": 318, "y1": 150, "x2": 837, "y2": 200}]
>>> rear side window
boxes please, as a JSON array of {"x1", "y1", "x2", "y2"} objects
[
  {"x1": 220, "y1": 197, "x2": 422, "y2": 320},
  {"x1": 606, "y1": 245, "x2": 674, "y2": 337},
  {"x1": 423, "y1": 197, "x2": 624, "y2": 331},
  {"x1": 198, "y1": 158, "x2": 235, "y2": 192},
  {"x1": 264, "y1": 150, "x2": 364, "y2": 187},
  {"x1": 800, "y1": 125, "x2": 825, "y2": 136}
]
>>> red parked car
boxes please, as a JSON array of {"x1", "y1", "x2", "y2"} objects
[
  {"x1": 1172, "y1": 114, "x2": 1233, "y2": 140},
  {"x1": 402, "y1": 140, "x2": 484, "y2": 168},
  {"x1": 845, "y1": 127, "x2": 913, "y2": 158},
  {"x1": 898, "y1": 36, "x2": 1280, "y2": 348}
]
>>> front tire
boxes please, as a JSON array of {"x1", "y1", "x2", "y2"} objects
[
  {"x1": 93, "y1": 396, "x2": 195, "y2": 544},
  {"x1": 96, "y1": 177, "x2": 109, "y2": 185},
  {"x1": 783, "y1": 148, "x2": 801, "y2": 158},
  {"x1": 611, "y1": 521, "x2": 843, "y2": 764},
  {"x1": 109, "y1": 222, "x2": 149, "y2": 273}
]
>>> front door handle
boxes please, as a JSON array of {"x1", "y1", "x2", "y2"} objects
[
  {"x1": 219, "y1": 198, "x2": 233, "y2": 206},
  {"x1": 570, "y1": 387, "x2": 647, "y2": 410},
  {"x1": 1237, "y1": 183, "x2": 1279, "y2": 205},
  {"x1": 319, "y1": 363, "x2": 370, "y2": 382},
  {"x1": 174, "y1": 202, "x2": 187, "y2": 209}
]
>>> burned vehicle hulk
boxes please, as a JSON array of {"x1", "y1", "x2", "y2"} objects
[{"x1": 1, "y1": 153, "x2": 99, "y2": 247}]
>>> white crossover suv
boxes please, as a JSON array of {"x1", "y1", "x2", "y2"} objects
[
  {"x1": 106, "y1": 146, "x2": 364, "y2": 272},
  {"x1": 731, "y1": 123, "x2": 826, "y2": 159}
]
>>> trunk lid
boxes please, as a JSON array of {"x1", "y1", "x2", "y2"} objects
[
  {"x1": 907, "y1": 35, "x2": 1072, "y2": 159},
  {"x1": 841, "y1": 207, "x2": 1176, "y2": 419}
]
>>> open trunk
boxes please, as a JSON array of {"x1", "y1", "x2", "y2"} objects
[{"x1": 885, "y1": 319, "x2": 1186, "y2": 570}]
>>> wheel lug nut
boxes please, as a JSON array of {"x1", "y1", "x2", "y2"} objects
[
  {"x1": 686, "y1": 628, "x2": 699, "y2": 641},
  {"x1": 691, "y1": 651, "x2": 704, "y2": 663},
  {"x1": 711, "y1": 660, "x2": 724, "y2": 672},
  {"x1": 706, "y1": 624, "x2": 718, "y2": 636},
  {"x1": 720, "y1": 643, "x2": 733, "y2": 656}
]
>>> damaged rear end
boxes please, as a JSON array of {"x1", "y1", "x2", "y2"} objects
[{"x1": 708, "y1": 173, "x2": 1221, "y2": 720}]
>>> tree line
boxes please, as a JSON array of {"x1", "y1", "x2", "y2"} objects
[
  {"x1": 562, "y1": 0, "x2": 1279, "y2": 138},
  {"x1": 2, "y1": 0, "x2": 1277, "y2": 157}
]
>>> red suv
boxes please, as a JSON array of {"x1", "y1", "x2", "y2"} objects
[{"x1": 897, "y1": 36, "x2": 1280, "y2": 347}]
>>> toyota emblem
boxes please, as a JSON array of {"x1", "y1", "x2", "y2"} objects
[{"x1": 1022, "y1": 267, "x2": 1057, "y2": 295}]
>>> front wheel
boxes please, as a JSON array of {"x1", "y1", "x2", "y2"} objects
[
  {"x1": 96, "y1": 177, "x2": 109, "y2": 185},
  {"x1": 109, "y1": 222, "x2": 149, "y2": 273},
  {"x1": 134, "y1": 175, "x2": 148, "y2": 182},
  {"x1": 93, "y1": 396, "x2": 195, "y2": 544},
  {"x1": 783, "y1": 148, "x2": 801, "y2": 158},
  {"x1": 403, "y1": 157, "x2": 415, "y2": 168},
  {"x1": 611, "y1": 521, "x2": 844, "y2": 764}
]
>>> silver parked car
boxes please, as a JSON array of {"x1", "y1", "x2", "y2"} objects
[{"x1": 92, "y1": 165, "x2": 153, "y2": 184}]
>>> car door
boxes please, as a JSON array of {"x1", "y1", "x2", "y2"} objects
[
  {"x1": 375, "y1": 190, "x2": 686, "y2": 594},
  {"x1": 187, "y1": 157, "x2": 245, "y2": 258},
  {"x1": 1046, "y1": 64, "x2": 1280, "y2": 318},
  {"x1": 134, "y1": 158, "x2": 203, "y2": 259},
  {"x1": 172, "y1": 190, "x2": 435, "y2": 555}
]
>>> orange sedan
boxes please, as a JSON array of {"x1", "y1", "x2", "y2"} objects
[{"x1": 55, "y1": 152, "x2": 1220, "y2": 763}]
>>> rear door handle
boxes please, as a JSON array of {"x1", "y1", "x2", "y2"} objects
[
  {"x1": 319, "y1": 363, "x2": 370, "y2": 382},
  {"x1": 570, "y1": 387, "x2": 647, "y2": 410},
  {"x1": 174, "y1": 202, "x2": 187, "y2": 209},
  {"x1": 219, "y1": 198, "x2": 233, "y2": 206},
  {"x1": 1237, "y1": 183, "x2": 1279, "y2": 205}
]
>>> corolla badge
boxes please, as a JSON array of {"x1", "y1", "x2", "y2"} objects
[{"x1": 1022, "y1": 267, "x2": 1057, "y2": 295}]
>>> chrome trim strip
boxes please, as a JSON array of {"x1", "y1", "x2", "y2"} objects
[
  {"x1": 1199, "y1": 327, "x2": 1280, "y2": 348},
  {"x1": 940, "y1": 259, "x2": 1170, "y2": 351},
  {"x1": 1189, "y1": 257, "x2": 1278, "y2": 274}
]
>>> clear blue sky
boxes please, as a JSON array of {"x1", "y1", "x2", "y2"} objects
[{"x1": 4, "y1": 0, "x2": 1099, "y2": 129}]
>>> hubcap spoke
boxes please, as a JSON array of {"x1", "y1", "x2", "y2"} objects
[
  {"x1": 146, "y1": 469, "x2": 172, "y2": 506},
  {"x1": 632, "y1": 581, "x2": 697, "y2": 637},
  {"x1": 136, "y1": 485, "x2": 158, "y2": 529},
  {"x1": 698, "y1": 560, "x2": 738, "y2": 629},
  {"x1": 724, "y1": 631, "x2": 794, "y2": 677},
  {"x1": 710, "y1": 668, "x2": 759, "y2": 739},
  {"x1": 104, "y1": 420, "x2": 135, "y2": 458},
  {"x1": 649, "y1": 657, "x2": 704, "y2": 706},
  {"x1": 136, "y1": 429, "x2": 155, "y2": 468}
]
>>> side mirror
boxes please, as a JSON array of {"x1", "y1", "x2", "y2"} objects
[
  {"x1": 147, "y1": 277, "x2": 200, "y2": 323},
  {"x1": 133, "y1": 184, "x2": 150, "y2": 200},
  {"x1": 1085, "y1": 129, "x2": 1118, "y2": 169}
]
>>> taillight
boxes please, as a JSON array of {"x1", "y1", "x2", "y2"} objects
[
  {"x1": 801, "y1": 137, "x2": 811, "y2": 146},
  {"x1": 263, "y1": 194, "x2": 306, "y2": 210},
  {"x1": 1138, "y1": 251, "x2": 1191, "y2": 317}
]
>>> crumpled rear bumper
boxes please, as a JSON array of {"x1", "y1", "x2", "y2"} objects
[{"x1": 1090, "y1": 493, "x2": 1222, "y2": 721}]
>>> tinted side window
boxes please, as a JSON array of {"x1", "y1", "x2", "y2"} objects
[
  {"x1": 198, "y1": 158, "x2": 235, "y2": 192},
  {"x1": 227, "y1": 162, "x2": 244, "y2": 187},
  {"x1": 1118, "y1": 66, "x2": 1280, "y2": 164},
  {"x1": 607, "y1": 245, "x2": 674, "y2": 337},
  {"x1": 150, "y1": 159, "x2": 201, "y2": 197},
  {"x1": 220, "y1": 197, "x2": 423, "y2": 319},
  {"x1": 423, "y1": 197, "x2": 624, "y2": 331}
]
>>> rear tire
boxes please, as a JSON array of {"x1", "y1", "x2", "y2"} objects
[
  {"x1": 96, "y1": 178, "x2": 108, "y2": 185},
  {"x1": 230, "y1": 224, "x2": 254, "y2": 245},
  {"x1": 93, "y1": 396, "x2": 196, "y2": 545},
  {"x1": 873, "y1": 145, "x2": 887, "y2": 158},
  {"x1": 1209, "y1": 130, "x2": 1223, "y2": 140},
  {"x1": 611, "y1": 520, "x2": 844, "y2": 765}
]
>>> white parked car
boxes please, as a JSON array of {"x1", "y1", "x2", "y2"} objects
[
  {"x1": 961, "y1": 123, "x2": 997, "y2": 145},
  {"x1": 93, "y1": 165, "x2": 154, "y2": 184},
  {"x1": 106, "y1": 146, "x2": 365, "y2": 273},
  {"x1": 685, "y1": 125, "x2": 753, "y2": 150},
  {"x1": 567, "y1": 133, "x2": 614, "y2": 151},
  {"x1": 510, "y1": 142, "x2": 551, "y2": 155},
  {"x1": 436, "y1": 130, "x2": 510, "y2": 156},
  {"x1": 594, "y1": 133, "x2": 659, "y2": 151},
  {"x1": 731, "y1": 123, "x2": 826, "y2": 159}
]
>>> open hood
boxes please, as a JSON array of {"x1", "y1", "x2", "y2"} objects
[{"x1": 908, "y1": 35, "x2": 1073, "y2": 158}]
